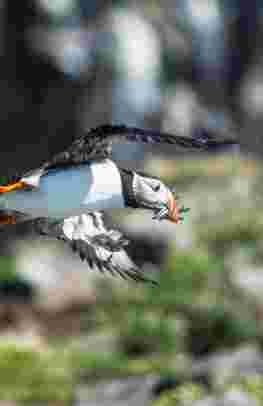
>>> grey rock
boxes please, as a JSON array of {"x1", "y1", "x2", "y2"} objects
[
  {"x1": 193, "y1": 389, "x2": 259, "y2": 406},
  {"x1": 193, "y1": 397, "x2": 218, "y2": 406},
  {"x1": 192, "y1": 345, "x2": 263, "y2": 387},
  {"x1": 74, "y1": 375, "x2": 158, "y2": 406},
  {"x1": 221, "y1": 389, "x2": 258, "y2": 406}
]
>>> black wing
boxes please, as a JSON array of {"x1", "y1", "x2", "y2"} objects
[
  {"x1": 2, "y1": 124, "x2": 238, "y2": 185},
  {"x1": 33, "y1": 213, "x2": 157, "y2": 285},
  {"x1": 2, "y1": 124, "x2": 238, "y2": 186},
  {"x1": 43, "y1": 124, "x2": 238, "y2": 170}
]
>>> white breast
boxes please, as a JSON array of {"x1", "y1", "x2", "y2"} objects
[{"x1": 3, "y1": 160, "x2": 125, "y2": 218}]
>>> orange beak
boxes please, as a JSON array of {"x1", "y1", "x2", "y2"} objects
[
  {"x1": 0, "y1": 180, "x2": 26, "y2": 193},
  {"x1": 167, "y1": 190, "x2": 181, "y2": 223}
]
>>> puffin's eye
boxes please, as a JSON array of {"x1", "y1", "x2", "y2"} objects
[{"x1": 152, "y1": 184, "x2": 161, "y2": 192}]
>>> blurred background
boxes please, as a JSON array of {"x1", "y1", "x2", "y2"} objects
[{"x1": 2, "y1": 0, "x2": 263, "y2": 405}]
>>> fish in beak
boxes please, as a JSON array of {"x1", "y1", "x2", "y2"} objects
[
  {"x1": 168, "y1": 191, "x2": 190, "y2": 223},
  {"x1": 153, "y1": 190, "x2": 190, "y2": 223}
]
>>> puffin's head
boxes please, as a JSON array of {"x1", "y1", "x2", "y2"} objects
[{"x1": 120, "y1": 168, "x2": 189, "y2": 223}]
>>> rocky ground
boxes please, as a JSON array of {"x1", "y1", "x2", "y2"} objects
[{"x1": 1, "y1": 154, "x2": 263, "y2": 405}]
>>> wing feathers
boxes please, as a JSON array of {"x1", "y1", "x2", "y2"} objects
[
  {"x1": 1, "y1": 124, "x2": 238, "y2": 186},
  {"x1": 87, "y1": 124, "x2": 237, "y2": 148},
  {"x1": 44, "y1": 124, "x2": 238, "y2": 170},
  {"x1": 33, "y1": 214, "x2": 157, "y2": 285}
]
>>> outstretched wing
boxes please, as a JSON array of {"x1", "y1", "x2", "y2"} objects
[
  {"x1": 0, "y1": 124, "x2": 238, "y2": 187},
  {"x1": 44, "y1": 124, "x2": 238, "y2": 170},
  {"x1": 33, "y1": 212, "x2": 157, "y2": 285}
]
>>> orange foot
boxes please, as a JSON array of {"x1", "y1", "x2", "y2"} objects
[
  {"x1": 0, "y1": 214, "x2": 16, "y2": 225},
  {"x1": 0, "y1": 180, "x2": 26, "y2": 193}
]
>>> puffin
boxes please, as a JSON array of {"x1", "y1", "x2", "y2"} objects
[{"x1": 0, "y1": 124, "x2": 237, "y2": 283}]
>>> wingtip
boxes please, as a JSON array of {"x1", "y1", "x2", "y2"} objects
[
  {"x1": 126, "y1": 268, "x2": 159, "y2": 286},
  {"x1": 193, "y1": 128, "x2": 239, "y2": 151}
]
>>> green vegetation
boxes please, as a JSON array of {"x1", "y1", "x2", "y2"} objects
[
  {"x1": 238, "y1": 375, "x2": 263, "y2": 403},
  {"x1": 164, "y1": 248, "x2": 220, "y2": 306},
  {"x1": 0, "y1": 255, "x2": 17, "y2": 281},
  {"x1": 225, "y1": 374, "x2": 263, "y2": 404},
  {"x1": 0, "y1": 344, "x2": 73, "y2": 403},
  {"x1": 152, "y1": 383, "x2": 205, "y2": 406}
]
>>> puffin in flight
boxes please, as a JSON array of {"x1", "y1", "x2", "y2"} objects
[{"x1": 0, "y1": 124, "x2": 237, "y2": 283}]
